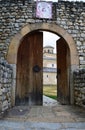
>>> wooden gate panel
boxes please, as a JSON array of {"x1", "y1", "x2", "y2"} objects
[
  {"x1": 57, "y1": 38, "x2": 70, "y2": 104},
  {"x1": 29, "y1": 32, "x2": 43, "y2": 105},
  {"x1": 16, "y1": 32, "x2": 43, "y2": 105}
]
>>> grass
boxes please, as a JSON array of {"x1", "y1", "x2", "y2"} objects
[{"x1": 43, "y1": 85, "x2": 57, "y2": 100}]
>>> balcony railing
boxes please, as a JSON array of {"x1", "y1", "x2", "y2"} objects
[{"x1": 43, "y1": 67, "x2": 57, "y2": 73}]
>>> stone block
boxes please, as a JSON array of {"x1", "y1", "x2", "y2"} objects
[{"x1": 2, "y1": 100, "x2": 8, "y2": 107}]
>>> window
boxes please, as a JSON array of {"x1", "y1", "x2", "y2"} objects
[
  {"x1": 52, "y1": 64, "x2": 54, "y2": 67},
  {"x1": 48, "y1": 50, "x2": 50, "y2": 53}
]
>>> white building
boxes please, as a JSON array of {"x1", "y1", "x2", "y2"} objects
[{"x1": 43, "y1": 46, "x2": 57, "y2": 86}]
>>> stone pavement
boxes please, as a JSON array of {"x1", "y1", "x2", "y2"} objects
[
  {"x1": 0, "y1": 96, "x2": 85, "y2": 130},
  {"x1": 0, "y1": 120, "x2": 85, "y2": 130}
]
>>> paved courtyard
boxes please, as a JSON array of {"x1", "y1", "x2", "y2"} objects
[{"x1": 0, "y1": 96, "x2": 85, "y2": 130}]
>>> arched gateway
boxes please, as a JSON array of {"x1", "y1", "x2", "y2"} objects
[{"x1": 7, "y1": 23, "x2": 79, "y2": 106}]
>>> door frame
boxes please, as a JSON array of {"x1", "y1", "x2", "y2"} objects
[{"x1": 7, "y1": 23, "x2": 79, "y2": 106}]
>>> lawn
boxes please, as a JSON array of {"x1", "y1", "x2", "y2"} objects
[{"x1": 43, "y1": 85, "x2": 57, "y2": 100}]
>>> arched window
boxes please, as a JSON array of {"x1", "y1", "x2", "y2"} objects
[
  {"x1": 52, "y1": 64, "x2": 54, "y2": 67},
  {"x1": 48, "y1": 50, "x2": 50, "y2": 53}
]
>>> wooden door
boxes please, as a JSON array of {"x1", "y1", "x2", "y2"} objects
[
  {"x1": 57, "y1": 38, "x2": 70, "y2": 104},
  {"x1": 16, "y1": 32, "x2": 43, "y2": 105}
]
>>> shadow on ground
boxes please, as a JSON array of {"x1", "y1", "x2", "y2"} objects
[{"x1": 3, "y1": 96, "x2": 85, "y2": 123}]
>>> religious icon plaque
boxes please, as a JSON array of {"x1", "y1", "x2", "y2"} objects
[{"x1": 36, "y1": 1, "x2": 52, "y2": 19}]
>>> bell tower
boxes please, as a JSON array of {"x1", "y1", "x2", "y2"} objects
[{"x1": 43, "y1": 46, "x2": 54, "y2": 54}]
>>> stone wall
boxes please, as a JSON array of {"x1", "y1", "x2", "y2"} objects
[
  {"x1": 74, "y1": 69, "x2": 85, "y2": 108},
  {"x1": 57, "y1": 1, "x2": 85, "y2": 68},
  {"x1": 0, "y1": 1, "x2": 85, "y2": 68},
  {"x1": 0, "y1": 57, "x2": 13, "y2": 116},
  {"x1": 0, "y1": 0, "x2": 85, "y2": 113}
]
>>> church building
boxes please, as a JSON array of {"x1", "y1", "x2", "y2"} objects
[{"x1": 43, "y1": 46, "x2": 57, "y2": 86}]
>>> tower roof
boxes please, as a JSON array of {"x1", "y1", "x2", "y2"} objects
[{"x1": 43, "y1": 45, "x2": 54, "y2": 49}]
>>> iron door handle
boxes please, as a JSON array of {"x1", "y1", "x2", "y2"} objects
[{"x1": 33, "y1": 65, "x2": 41, "y2": 73}]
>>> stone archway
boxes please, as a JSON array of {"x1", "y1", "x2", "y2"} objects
[
  {"x1": 7, "y1": 23, "x2": 79, "y2": 105},
  {"x1": 7, "y1": 23, "x2": 79, "y2": 66}
]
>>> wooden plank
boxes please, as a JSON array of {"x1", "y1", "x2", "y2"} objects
[
  {"x1": 57, "y1": 38, "x2": 70, "y2": 104},
  {"x1": 16, "y1": 32, "x2": 43, "y2": 105}
]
